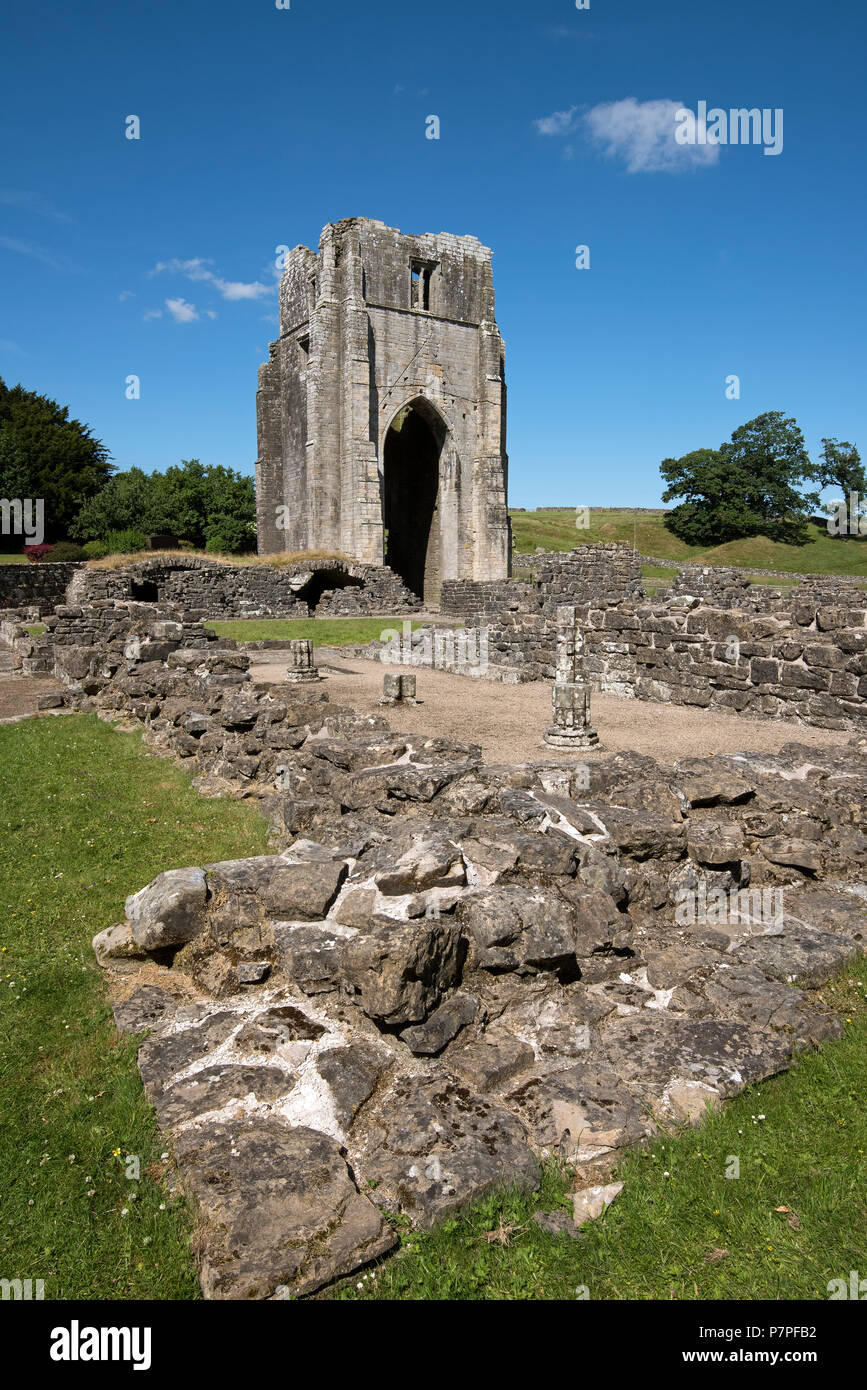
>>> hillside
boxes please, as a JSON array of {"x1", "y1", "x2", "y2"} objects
[{"x1": 510, "y1": 508, "x2": 867, "y2": 579}]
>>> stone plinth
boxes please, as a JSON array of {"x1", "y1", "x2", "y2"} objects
[
  {"x1": 543, "y1": 606, "x2": 599, "y2": 749},
  {"x1": 284, "y1": 639, "x2": 321, "y2": 683}
]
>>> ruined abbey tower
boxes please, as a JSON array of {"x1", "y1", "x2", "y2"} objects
[{"x1": 255, "y1": 218, "x2": 510, "y2": 607}]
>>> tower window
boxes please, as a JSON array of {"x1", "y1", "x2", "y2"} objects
[{"x1": 411, "y1": 259, "x2": 433, "y2": 311}]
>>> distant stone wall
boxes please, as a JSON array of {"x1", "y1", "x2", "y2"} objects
[
  {"x1": 70, "y1": 556, "x2": 420, "y2": 620},
  {"x1": 440, "y1": 578, "x2": 534, "y2": 617},
  {"x1": 536, "y1": 544, "x2": 644, "y2": 610},
  {"x1": 0, "y1": 562, "x2": 81, "y2": 615},
  {"x1": 471, "y1": 592, "x2": 867, "y2": 731}
]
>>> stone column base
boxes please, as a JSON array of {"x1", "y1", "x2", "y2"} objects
[
  {"x1": 283, "y1": 668, "x2": 322, "y2": 683},
  {"x1": 542, "y1": 725, "x2": 600, "y2": 750}
]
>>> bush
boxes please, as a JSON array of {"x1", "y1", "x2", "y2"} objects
[
  {"x1": 82, "y1": 539, "x2": 110, "y2": 560},
  {"x1": 44, "y1": 541, "x2": 87, "y2": 562},
  {"x1": 23, "y1": 544, "x2": 54, "y2": 563},
  {"x1": 105, "y1": 528, "x2": 148, "y2": 555}
]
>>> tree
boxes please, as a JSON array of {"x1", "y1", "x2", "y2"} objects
[
  {"x1": 661, "y1": 412, "x2": 820, "y2": 546},
  {"x1": 814, "y1": 437, "x2": 865, "y2": 498},
  {"x1": 0, "y1": 378, "x2": 114, "y2": 541},
  {"x1": 71, "y1": 466, "x2": 174, "y2": 541},
  {"x1": 71, "y1": 458, "x2": 256, "y2": 554}
]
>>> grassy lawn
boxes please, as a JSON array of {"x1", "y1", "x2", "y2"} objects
[
  {"x1": 0, "y1": 552, "x2": 28, "y2": 564},
  {"x1": 335, "y1": 965, "x2": 867, "y2": 1300},
  {"x1": 209, "y1": 617, "x2": 428, "y2": 645},
  {"x1": 512, "y1": 508, "x2": 867, "y2": 579},
  {"x1": 0, "y1": 714, "x2": 269, "y2": 1299}
]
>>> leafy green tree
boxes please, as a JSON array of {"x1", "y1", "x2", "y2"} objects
[
  {"x1": 72, "y1": 458, "x2": 256, "y2": 555},
  {"x1": 71, "y1": 467, "x2": 173, "y2": 541},
  {"x1": 0, "y1": 378, "x2": 114, "y2": 541},
  {"x1": 814, "y1": 438, "x2": 866, "y2": 503},
  {"x1": 661, "y1": 412, "x2": 820, "y2": 546}
]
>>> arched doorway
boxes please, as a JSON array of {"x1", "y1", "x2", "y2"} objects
[{"x1": 382, "y1": 399, "x2": 444, "y2": 605}]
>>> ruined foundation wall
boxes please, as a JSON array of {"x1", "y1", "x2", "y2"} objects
[
  {"x1": 70, "y1": 557, "x2": 420, "y2": 620},
  {"x1": 464, "y1": 547, "x2": 867, "y2": 732},
  {"x1": 0, "y1": 562, "x2": 82, "y2": 615}
]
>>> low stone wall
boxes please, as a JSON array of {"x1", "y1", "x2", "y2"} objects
[
  {"x1": 0, "y1": 562, "x2": 81, "y2": 615},
  {"x1": 537, "y1": 543, "x2": 644, "y2": 609},
  {"x1": 440, "y1": 578, "x2": 534, "y2": 617},
  {"x1": 70, "y1": 555, "x2": 421, "y2": 619},
  {"x1": 473, "y1": 593, "x2": 867, "y2": 731}
]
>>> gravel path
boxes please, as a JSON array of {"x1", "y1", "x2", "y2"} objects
[{"x1": 249, "y1": 652, "x2": 852, "y2": 764}]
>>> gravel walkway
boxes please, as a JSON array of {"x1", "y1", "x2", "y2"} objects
[{"x1": 249, "y1": 652, "x2": 852, "y2": 764}]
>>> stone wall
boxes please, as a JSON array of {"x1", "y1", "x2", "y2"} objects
[
  {"x1": 69, "y1": 555, "x2": 420, "y2": 620},
  {"x1": 472, "y1": 592, "x2": 867, "y2": 731},
  {"x1": 440, "y1": 578, "x2": 533, "y2": 618},
  {"x1": 0, "y1": 562, "x2": 81, "y2": 615}
]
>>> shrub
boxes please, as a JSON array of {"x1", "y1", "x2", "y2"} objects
[
  {"x1": 82, "y1": 539, "x2": 110, "y2": 560},
  {"x1": 44, "y1": 541, "x2": 86, "y2": 562},
  {"x1": 105, "y1": 528, "x2": 148, "y2": 555},
  {"x1": 23, "y1": 544, "x2": 54, "y2": 563}
]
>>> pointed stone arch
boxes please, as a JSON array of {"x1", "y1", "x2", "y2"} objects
[{"x1": 381, "y1": 395, "x2": 454, "y2": 606}]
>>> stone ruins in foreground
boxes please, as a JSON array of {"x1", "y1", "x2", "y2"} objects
[{"x1": 255, "y1": 218, "x2": 511, "y2": 607}]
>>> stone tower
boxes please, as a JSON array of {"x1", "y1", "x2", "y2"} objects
[{"x1": 255, "y1": 218, "x2": 510, "y2": 607}]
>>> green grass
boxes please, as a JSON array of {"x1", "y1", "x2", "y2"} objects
[
  {"x1": 512, "y1": 508, "x2": 867, "y2": 579},
  {"x1": 0, "y1": 552, "x2": 28, "y2": 564},
  {"x1": 24, "y1": 624, "x2": 45, "y2": 636},
  {"x1": 209, "y1": 617, "x2": 428, "y2": 645},
  {"x1": 335, "y1": 966, "x2": 867, "y2": 1300},
  {"x1": 0, "y1": 714, "x2": 269, "y2": 1299}
]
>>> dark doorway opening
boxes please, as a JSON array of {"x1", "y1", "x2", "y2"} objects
[
  {"x1": 130, "y1": 579, "x2": 159, "y2": 602},
  {"x1": 383, "y1": 400, "x2": 443, "y2": 604},
  {"x1": 295, "y1": 568, "x2": 364, "y2": 612}
]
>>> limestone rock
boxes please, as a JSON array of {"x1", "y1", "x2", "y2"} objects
[
  {"x1": 176, "y1": 1119, "x2": 397, "y2": 1299},
  {"x1": 126, "y1": 867, "x2": 209, "y2": 950}
]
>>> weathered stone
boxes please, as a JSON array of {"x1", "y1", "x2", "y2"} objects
[
  {"x1": 206, "y1": 855, "x2": 347, "y2": 920},
  {"x1": 341, "y1": 918, "x2": 462, "y2": 1025},
  {"x1": 156, "y1": 1064, "x2": 294, "y2": 1128},
  {"x1": 113, "y1": 984, "x2": 180, "y2": 1034},
  {"x1": 572, "y1": 1181, "x2": 624, "y2": 1226},
  {"x1": 687, "y1": 821, "x2": 745, "y2": 867},
  {"x1": 375, "y1": 838, "x2": 466, "y2": 895},
  {"x1": 126, "y1": 867, "x2": 209, "y2": 950},
  {"x1": 175, "y1": 1119, "x2": 396, "y2": 1299},
  {"x1": 138, "y1": 1011, "x2": 242, "y2": 1095},
  {"x1": 354, "y1": 1076, "x2": 539, "y2": 1226},
  {"x1": 736, "y1": 924, "x2": 863, "y2": 989},
  {"x1": 506, "y1": 1062, "x2": 651, "y2": 1161},
  {"x1": 399, "y1": 993, "x2": 480, "y2": 1055},
  {"x1": 447, "y1": 1032, "x2": 536, "y2": 1092},
  {"x1": 93, "y1": 921, "x2": 147, "y2": 969},
  {"x1": 273, "y1": 921, "x2": 356, "y2": 994},
  {"x1": 760, "y1": 838, "x2": 822, "y2": 874},
  {"x1": 316, "y1": 1043, "x2": 389, "y2": 1130}
]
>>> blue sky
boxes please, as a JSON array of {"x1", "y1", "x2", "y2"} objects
[{"x1": 1, "y1": 0, "x2": 864, "y2": 509}]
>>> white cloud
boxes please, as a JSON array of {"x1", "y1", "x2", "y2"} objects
[
  {"x1": 148, "y1": 256, "x2": 270, "y2": 300},
  {"x1": 165, "y1": 297, "x2": 199, "y2": 323},
  {"x1": 584, "y1": 98, "x2": 718, "y2": 172},
  {"x1": 142, "y1": 308, "x2": 163, "y2": 321},
  {"x1": 118, "y1": 290, "x2": 135, "y2": 302},
  {"x1": 534, "y1": 106, "x2": 579, "y2": 136}
]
